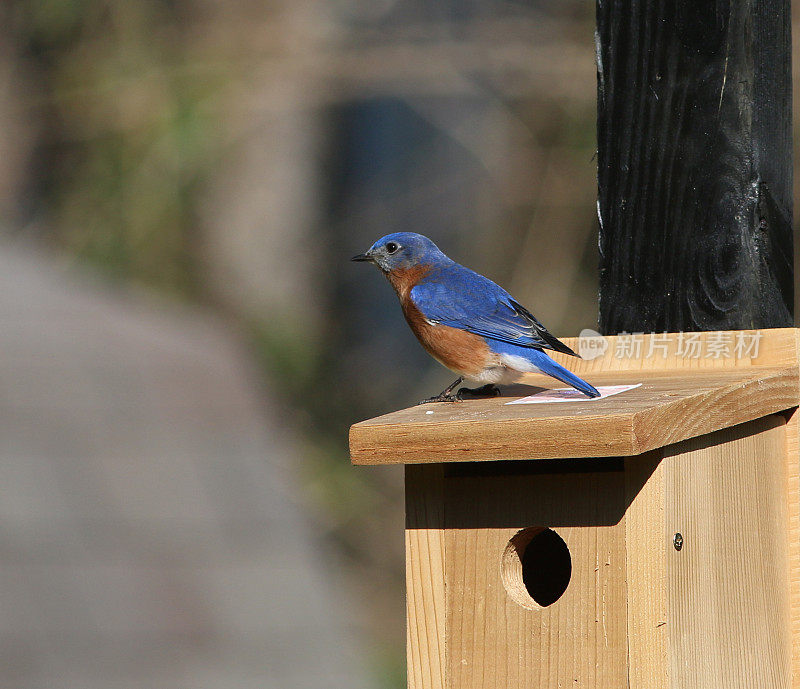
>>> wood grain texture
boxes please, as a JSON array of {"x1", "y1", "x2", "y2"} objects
[
  {"x1": 405, "y1": 465, "x2": 447, "y2": 689},
  {"x1": 783, "y1": 408, "x2": 800, "y2": 688},
  {"x1": 441, "y1": 465, "x2": 627, "y2": 688},
  {"x1": 624, "y1": 450, "x2": 669, "y2": 689},
  {"x1": 597, "y1": 0, "x2": 793, "y2": 333},
  {"x1": 663, "y1": 415, "x2": 791, "y2": 688},
  {"x1": 350, "y1": 330, "x2": 800, "y2": 465}
]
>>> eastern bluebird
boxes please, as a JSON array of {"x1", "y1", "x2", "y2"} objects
[{"x1": 352, "y1": 232, "x2": 600, "y2": 402}]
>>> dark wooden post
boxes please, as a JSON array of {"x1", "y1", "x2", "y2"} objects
[{"x1": 597, "y1": 1, "x2": 793, "y2": 334}]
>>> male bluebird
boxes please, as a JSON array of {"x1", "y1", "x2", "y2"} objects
[{"x1": 352, "y1": 232, "x2": 600, "y2": 402}]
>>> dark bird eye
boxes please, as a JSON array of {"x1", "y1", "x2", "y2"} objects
[{"x1": 385, "y1": 242, "x2": 398, "y2": 254}]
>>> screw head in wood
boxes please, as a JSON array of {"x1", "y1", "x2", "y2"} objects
[{"x1": 673, "y1": 533, "x2": 683, "y2": 551}]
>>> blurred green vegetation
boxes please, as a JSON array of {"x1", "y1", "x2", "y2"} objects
[
  {"x1": 11, "y1": 0, "x2": 223, "y2": 295},
  {"x1": 250, "y1": 321, "x2": 379, "y2": 526}
]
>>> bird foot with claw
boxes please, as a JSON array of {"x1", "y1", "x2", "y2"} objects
[
  {"x1": 419, "y1": 392, "x2": 462, "y2": 404},
  {"x1": 419, "y1": 383, "x2": 501, "y2": 404},
  {"x1": 457, "y1": 384, "x2": 501, "y2": 399},
  {"x1": 419, "y1": 376, "x2": 464, "y2": 404}
]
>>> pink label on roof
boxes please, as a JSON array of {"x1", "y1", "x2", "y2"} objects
[{"x1": 506, "y1": 383, "x2": 642, "y2": 404}]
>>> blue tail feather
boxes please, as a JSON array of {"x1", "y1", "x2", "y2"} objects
[{"x1": 528, "y1": 348, "x2": 600, "y2": 398}]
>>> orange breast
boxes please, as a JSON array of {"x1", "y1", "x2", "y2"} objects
[
  {"x1": 386, "y1": 264, "x2": 433, "y2": 300},
  {"x1": 400, "y1": 298, "x2": 489, "y2": 377}
]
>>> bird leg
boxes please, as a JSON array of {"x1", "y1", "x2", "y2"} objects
[
  {"x1": 457, "y1": 383, "x2": 501, "y2": 399},
  {"x1": 420, "y1": 377, "x2": 463, "y2": 404}
]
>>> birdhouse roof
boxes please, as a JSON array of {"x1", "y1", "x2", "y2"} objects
[{"x1": 350, "y1": 329, "x2": 800, "y2": 464}]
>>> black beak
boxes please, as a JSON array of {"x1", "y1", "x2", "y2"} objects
[{"x1": 351, "y1": 253, "x2": 372, "y2": 262}]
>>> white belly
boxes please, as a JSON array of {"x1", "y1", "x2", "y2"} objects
[{"x1": 465, "y1": 353, "x2": 540, "y2": 385}]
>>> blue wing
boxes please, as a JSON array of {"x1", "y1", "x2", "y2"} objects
[{"x1": 410, "y1": 264, "x2": 576, "y2": 356}]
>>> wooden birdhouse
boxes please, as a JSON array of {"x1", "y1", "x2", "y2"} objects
[{"x1": 349, "y1": 329, "x2": 800, "y2": 689}]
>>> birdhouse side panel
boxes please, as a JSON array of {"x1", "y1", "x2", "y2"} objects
[{"x1": 664, "y1": 415, "x2": 791, "y2": 689}]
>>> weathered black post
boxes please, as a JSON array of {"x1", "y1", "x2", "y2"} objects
[{"x1": 597, "y1": 1, "x2": 793, "y2": 334}]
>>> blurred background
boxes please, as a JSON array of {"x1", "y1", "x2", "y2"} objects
[{"x1": 0, "y1": 1, "x2": 795, "y2": 688}]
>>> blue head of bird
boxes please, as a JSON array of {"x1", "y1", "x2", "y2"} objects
[{"x1": 351, "y1": 232, "x2": 451, "y2": 273}]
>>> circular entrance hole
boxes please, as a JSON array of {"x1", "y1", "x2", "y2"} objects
[{"x1": 501, "y1": 527, "x2": 571, "y2": 610}]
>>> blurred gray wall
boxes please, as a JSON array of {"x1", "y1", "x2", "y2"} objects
[{"x1": 0, "y1": 241, "x2": 367, "y2": 689}]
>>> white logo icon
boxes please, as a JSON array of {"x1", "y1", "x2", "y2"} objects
[{"x1": 578, "y1": 328, "x2": 609, "y2": 360}]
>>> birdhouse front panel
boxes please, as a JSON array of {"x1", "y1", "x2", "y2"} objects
[{"x1": 406, "y1": 461, "x2": 629, "y2": 688}]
